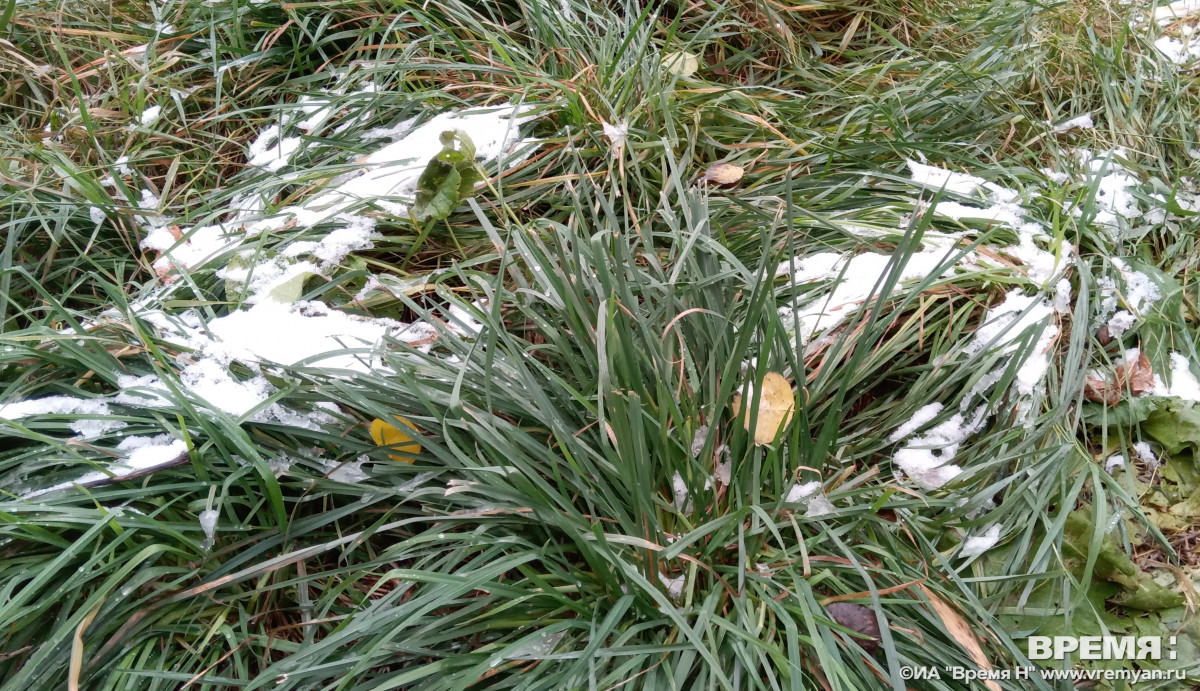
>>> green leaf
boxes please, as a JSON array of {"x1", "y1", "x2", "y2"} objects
[
  {"x1": 410, "y1": 129, "x2": 479, "y2": 222},
  {"x1": 411, "y1": 158, "x2": 462, "y2": 223},
  {"x1": 1144, "y1": 401, "x2": 1200, "y2": 455}
]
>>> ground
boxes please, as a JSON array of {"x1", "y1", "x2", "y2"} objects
[{"x1": 2, "y1": 0, "x2": 1200, "y2": 689}]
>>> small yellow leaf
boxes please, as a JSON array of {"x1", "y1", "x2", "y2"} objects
[
  {"x1": 704, "y1": 162, "x2": 744, "y2": 186},
  {"x1": 732, "y1": 371, "x2": 796, "y2": 445},
  {"x1": 370, "y1": 416, "x2": 423, "y2": 463},
  {"x1": 662, "y1": 51, "x2": 700, "y2": 78}
]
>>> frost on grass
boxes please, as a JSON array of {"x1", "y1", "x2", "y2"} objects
[{"x1": 960, "y1": 524, "x2": 1001, "y2": 558}]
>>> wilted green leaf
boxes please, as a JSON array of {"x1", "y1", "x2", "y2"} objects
[{"x1": 411, "y1": 129, "x2": 479, "y2": 222}]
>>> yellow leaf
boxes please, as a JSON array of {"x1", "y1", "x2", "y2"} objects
[
  {"x1": 662, "y1": 51, "x2": 700, "y2": 78},
  {"x1": 732, "y1": 371, "x2": 795, "y2": 445},
  {"x1": 704, "y1": 162, "x2": 744, "y2": 186},
  {"x1": 918, "y1": 584, "x2": 1002, "y2": 691},
  {"x1": 370, "y1": 416, "x2": 423, "y2": 463}
]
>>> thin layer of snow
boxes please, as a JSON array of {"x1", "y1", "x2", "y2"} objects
[
  {"x1": 142, "y1": 224, "x2": 242, "y2": 274},
  {"x1": 672, "y1": 471, "x2": 691, "y2": 511},
  {"x1": 603, "y1": 120, "x2": 628, "y2": 150},
  {"x1": 1154, "y1": 0, "x2": 1200, "y2": 24},
  {"x1": 1048, "y1": 114, "x2": 1094, "y2": 133},
  {"x1": 1155, "y1": 36, "x2": 1200, "y2": 64},
  {"x1": 247, "y1": 125, "x2": 302, "y2": 172},
  {"x1": 965, "y1": 290, "x2": 1057, "y2": 397},
  {"x1": 1151, "y1": 352, "x2": 1200, "y2": 401},
  {"x1": 776, "y1": 237, "x2": 963, "y2": 344},
  {"x1": 893, "y1": 408, "x2": 987, "y2": 490},
  {"x1": 206, "y1": 300, "x2": 398, "y2": 372},
  {"x1": 805, "y1": 494, "x2": 836, "y2": 517},
  {"x1": 1078, "y1": 150, "x2": 1143, "y2": 229},
  {"x1": 961, "y1": 524, "x2": 1001, "y2": 558},
  {"x1": 784, "y1": 481, "x2": 822, "y2": 503},
  {"x1": 907, "y1": 161, "x2": 989, "y2": 196},
  {"x1": 714, "y1": 461, "x2": 731, "y2": 486},
  {"x1": 1107, "y1": 310, "x2": 1136, "y2": 337},
  {"x1": 1105, "y1": 454, "x2": 1126, "y2": 472},
  {"x1": 0, "y1": 395, "x2": 126, "y2": 438},
  {"x1": 889, "y1": 403, "x2": 944, "y2": 442},
  {"x1": 325, "y1": 456, "x2": 369, "y2": 483},
  {"x1": 22, "y1": 435, "x2": 187, "y2": 499},
  {"x1": 1110, "y1": 258, "x2": 1161, "y2": 312},
  {"x1": 89, "y1": 206, "x2": 106, "y2": 225}
]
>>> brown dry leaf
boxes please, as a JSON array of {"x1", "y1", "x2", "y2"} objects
[
  {"x1": 732, "y1": 371, "x2": 795, "y2": 445},
  {"x1": 704, "y1": 162, "x2": 744, "y2": 186},
  {"x1": 918, "y1": 584, "x2": 1001, "y2": 691},
  {"x1": 1084, "y1": 352, "x2": 1156, "y2": 405},
  {"x1": 1126, "y1": 351, "x2": 1155, "y2": 396},
  {"x1": 1084, "y1": 373, "x2": 1120, "y2": 405}
]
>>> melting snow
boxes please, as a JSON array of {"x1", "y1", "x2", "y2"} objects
[
  {"x1": 960, "y1": 524, "x2": 1001, "y2": 557},
  {"x1": 138, "y1": 105, "x2": 162, "y2": 126},
  {"x1": 1048, "y1": 114, "x2": 1094, "y2": 133},
  {"x1": 22, "y1": 435, "x2": 187, "y2": 499},
  {"x1": 889, "y1": 403, "x2": 944, "y2": 442},
  {"x1": 0, "y1": 395, "x2": 126, "y2": 438}
]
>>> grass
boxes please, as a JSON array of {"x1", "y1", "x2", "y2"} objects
[{"x1": 2, "y1": 0, "x2": 1200, "y2": 689}]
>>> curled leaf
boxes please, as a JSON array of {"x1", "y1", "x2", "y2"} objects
[
  {"x1": 411, "y1": 129, "x2": 480, "y2": 222},
  {"x1": 825, "y1": 602, "x2": 881, "y2": 654},
  {"x1": 732, "y1": 371, "x2": 796, "y2": 445},
  {"x1": 704, "y1": 162, "x2": 744, "y2": 186},
  {"x1": 370, "y1": 416, "x2": 423, "y2": 463}
]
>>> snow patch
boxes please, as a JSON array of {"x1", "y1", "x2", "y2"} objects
[{"x1": 961, "y1": 524, "x2": 1001, "y2": 558}]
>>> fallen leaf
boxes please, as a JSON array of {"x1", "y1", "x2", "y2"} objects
[
  {"x1": 662, "y1": 51, "x2": 700, "y2": 78},
  {"x1": 1084, "y1": 352, "x2": 1156, "y2": 405},
  {"x1": 732, "y1": 371, "x2": 795, "y2": 445},
  {"x1": 370, "y1": 416, "x2": 423, "y2": 463},
  {"x1": 825, "y1": 602, "x2": 881, "y2": 654},
  {"x1": 704, "y1": 162, "x2": 744, "y2": 186},
  {"x1": 918, "y1": 584, "x2": 1001, "y2": 691},
  {"x1": 1127, "y1": 351, "x2": 1155, "y2": 396}
]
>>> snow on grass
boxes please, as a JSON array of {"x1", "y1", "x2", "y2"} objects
[
  {"x1": 960, "y1": 524, "x2": 1001, "y2": 558},
  {"x1": 1152, "y1": 352, "x2": 1200, "y2": 401},
  {"x1": 247, "y1": 125, "x2": 302, "y2": 172},
  {"x1": 891, "y1": 409, "x2": 987, "y2": 489},
  {"x1": 1048, "y1": 114, "x2": 1094, "y2": 133},
  {"x1": 207, "y1": 300, "x2": 410, "y2": 372},
  {"x1": 0, "y1": 396, "x2": 126, "y2": 438},
  {"x1": 1105, "y1": 454, "x2": 1126, "y2": 472},
  {"x1": 784, "y1": 481, "x2": 822, "y2": 503},
  {"x1": 198, "y1": 509, "x2": 219, "y2": 548},
  {"x1": 138, "y1": 105, "x2": 162, "y2": 126},
  {"x1": 888, "y1": 403, "x2": 944, "y2": 442},
  {"x1": 776, "y1": 240, "x2": 961, "y2": 344},
  {"x1": 964, "y1": 290, "x2": 1057, "y2": 398},
  {"x1": 23, "y1": 435, "x2": 187, "y2": 499}
]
